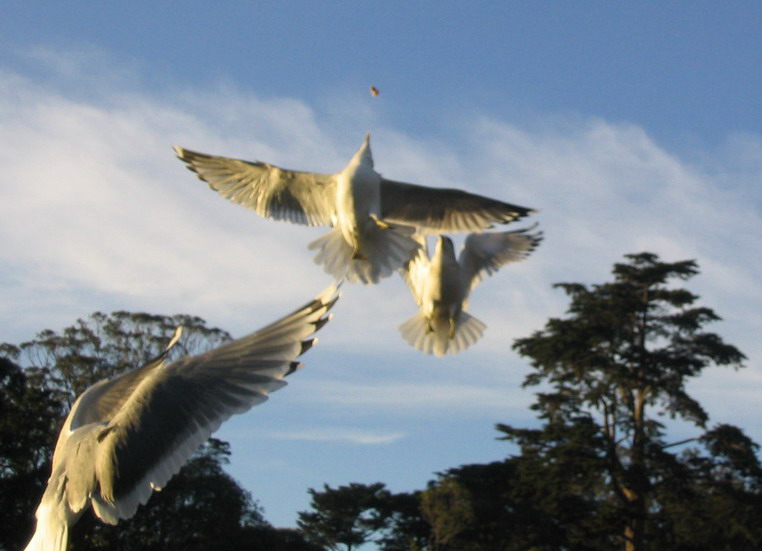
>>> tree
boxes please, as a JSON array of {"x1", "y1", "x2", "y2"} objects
[
  {"x1": 0, "y1": 357, "x2": 64, "y2": 551},
  {"x1": 297, "y1": 482, "x2": 391, "y2": 551},
  {"x1": 499, "y1": 252, "x2": 753, "y2": 550},
  {"x1": 420, "y1": 476, "x2": 475, "y2": 551},
  {"x1": 373, "y1": 490, "x2": 429, "y2": 551}
]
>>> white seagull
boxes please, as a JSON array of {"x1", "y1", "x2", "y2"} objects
[
  {"x1": 174, "y1": 134, "x2": 535, "y2": 285},
  {"x1": 24, "y1": 284, "x2": 340, "y2": 551},
  {"x1": 399, "y1": 228, "x2": 542, "y2": 356}
]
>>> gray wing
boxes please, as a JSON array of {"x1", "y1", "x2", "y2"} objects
[
  {"x1": 380, "y1": 179, "x2": 535, "y2": 234},
  {"x1": 91, "y1": 284, "x2": 340, "y2": 521},
  {"x1": 175, "y1": 146, "x2": 338, "y2": 226},
  {"x1": 459, "y1": 227, "x2": 543, "y2": 293}
]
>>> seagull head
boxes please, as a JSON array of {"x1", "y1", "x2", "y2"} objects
[
  {"x1": 433, "y1": 235, "x2": 456, "y2": 260},
  {"x1": 349, "y1": 132, "x2": 374, "y2": 168}
]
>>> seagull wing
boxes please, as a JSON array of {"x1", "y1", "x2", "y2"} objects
[
  {"x1": 399, "y1": 234, "x2": 430, "y2": 307},
  {"x1": 175, "y1": 146, "x2": 337, "y2": 226},
  {"x1": 51, "y1": 328, "x2": 184, "y2": 476},
  {"x1": 380, "y1": 179, "x2": 535, "y2": 234},
  {"x1": 91, "y1": 284, "x2": 340, "y2": 522},
  {"x1": 67, "y1": 329, "x2": 184, "y2": 432},
  {"x1": 459, "y1": 227, "x2": 543, "y2": 293}
]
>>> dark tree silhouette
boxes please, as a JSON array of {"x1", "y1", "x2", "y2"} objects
[
  {"x1": 499, "y1": 252, "x2": 754, "y2": 550},
  {"x1": 297, "y1": 482, "x2": 392, "y2": 551}
]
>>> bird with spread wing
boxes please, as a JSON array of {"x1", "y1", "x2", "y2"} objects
[
  {"x1": 175, "y1": 134, "x2": 534, "y2": 284},
  {"x1": 24, "y1": 284, "x2": 340, "y2": 551},
  {"x1": 399, "y1": 228, "x2": 542, "y2": 356}
]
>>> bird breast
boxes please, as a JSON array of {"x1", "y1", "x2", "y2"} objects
[
  {"x1": 422, "y1": 263, "x2": 464, "y2": 319},
  {"x1": 336, "y1": 165, "x2": 382, "y2": 244}
]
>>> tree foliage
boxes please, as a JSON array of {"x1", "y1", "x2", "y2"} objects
[
  {"x1": 0, "y1": 357, "x2": 64, "y2": 551},
  {"x1": 297, "y1": 482, "x2": 389, "y2": 551},
  {"x1": 496, "y1": 252, "x2": 756, "y2": 550},
  {"x1": 420, "y1": 477, "x2": 474, "y2": 551},
  {"x1": 297, "y1": 482, "x2": 429, "y2": 551}
]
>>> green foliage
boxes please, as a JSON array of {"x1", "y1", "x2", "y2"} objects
[
  {"x1": 298, "y1": 482, "x2": 390, "y2": 551},
  {"x1": 0, "y1": 357, "x2": 64, "y2": 551},
  {"x1": 373, "y1": 490, "x2": 429, "y2": 551},
  {"x1": 498, "y1": 252, "x2": 754, "y2": 550},
  {"x1": 420, "y1": 477, "x2": 474, "y2": 551}
]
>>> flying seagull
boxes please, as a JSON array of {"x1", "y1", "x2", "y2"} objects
[
  {"x1": 174, "y1": 134, "x2": 535, "y2": 284},
  {"x1": 399, "y1": 228, "x2": 542, "y2": 356},
  {"x1": 24, "y1": 284, "x2": 340, "y2": 551}
]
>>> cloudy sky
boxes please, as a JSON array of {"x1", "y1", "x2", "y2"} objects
[{"x1": 2, "y1": 2, "x2": 762, "y2": 528}]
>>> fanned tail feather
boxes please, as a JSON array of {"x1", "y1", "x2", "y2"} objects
[
  {"x1": 309, "y1": 224, "x2": 419, "y2": 285},
  {"x1": 398, "y1": 312, "x2": 486, "y2": 356}
]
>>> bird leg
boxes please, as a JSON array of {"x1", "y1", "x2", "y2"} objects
[{"x1": 369, "y1": 214, "x2": 391, "y2": 230}]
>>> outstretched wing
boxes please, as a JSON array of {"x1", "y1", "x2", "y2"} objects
[
  {"x1": 175, "y1": 146, "x2": 337, "y2": 226},
  {"x1": 380, "y1": 179, "x2": 535, "y2": 234},
  {"x1": 459, "y1": 227, "x2": 543, "y2": 293},
  {"x1": 91, "y1": 284, "x2": 341, "y2": 522},
  {"x1": 67, "y1": 329, "x2": 183, "y2": 433}
]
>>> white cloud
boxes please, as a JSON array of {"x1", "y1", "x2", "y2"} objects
[
  {"x1": 1, "y1": 51, "x2": 761, "y2": 444},
  {"x1": 299, "y1": 378, "x2": 532, "y2": 414},
  {"x1": 267, "y1": 428, "x2": 405, "y2": 445}
]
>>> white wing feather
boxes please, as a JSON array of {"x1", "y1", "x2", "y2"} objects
[
  {"x1": 174, "y1": 146, "x2": 337, "y2": 227},
  {"x1": 459, "y1": 227, "x2": 543, "y2": 293}
]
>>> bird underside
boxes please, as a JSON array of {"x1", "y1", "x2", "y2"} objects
[{"x1": 308, "y1": 221, "x2": 419, "y2": 284}]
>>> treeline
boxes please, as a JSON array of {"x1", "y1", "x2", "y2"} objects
[{"x1": 3, "y1": 253, "x2": 761, "y2": 550}]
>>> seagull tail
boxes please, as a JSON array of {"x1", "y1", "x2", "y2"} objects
[
  {"x1": 398, "y1": 312, "x2": 486, "y2": 357},
  {"x1": 24, "y1": 504, "x2": 69, "y2": 551},
  {"x1": 309, "y1": 228, "x2": 353, "y2": 281},
  {"x1": 309, "y1": 224, "x2": 420, "y2": 285}
]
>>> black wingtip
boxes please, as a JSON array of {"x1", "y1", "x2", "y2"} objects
[
  {"x1": 287, "y1": 360, "x2": 304, "y2": 376},
  {"x1": 299, "y1": 338, "x2": 317, "y2": 357},
  {"x1": 313, "y1": 314, "x2": 333, "y2": 333}
]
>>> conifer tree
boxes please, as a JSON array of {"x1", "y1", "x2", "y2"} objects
[{"x1": 500, "y1": 252, "x2": 751, "y2": 550}]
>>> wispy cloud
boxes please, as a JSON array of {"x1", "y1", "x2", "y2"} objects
[
  {"x1": 267, "y1": 428, "x2": 405, "y2": 445},
  {"x1": 1, "y1": 49, "x2": 761, "y2": 443}
]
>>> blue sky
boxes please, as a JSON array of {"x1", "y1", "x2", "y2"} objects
[{"x1": 2, "y1": 2, "x2": 762, "y2": 529}]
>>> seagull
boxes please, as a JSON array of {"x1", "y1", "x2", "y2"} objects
[
  {"x1": 174, "y1": 134, "x2": 535, "y2": 284},
  {"x1": 399, "y1": 228, "x2": 542, "y2": 356},
  {"x1": 24, "y1": 284, "x2": 340, "y2": 551}
]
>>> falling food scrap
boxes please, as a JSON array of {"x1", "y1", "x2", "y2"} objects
[{"x1": 370, "y1": 86, "x2": 379, "y2": 96}]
